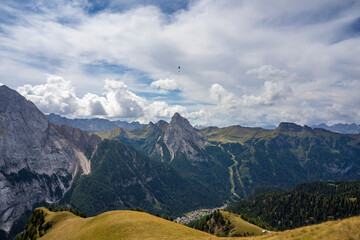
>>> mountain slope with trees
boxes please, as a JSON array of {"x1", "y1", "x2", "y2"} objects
[
  {"x1": 227, "y1": 180, "x2": 360, "y2": 230},
  {"x1": 70, "y1": 139, "x2": 226, "y2": 217}
]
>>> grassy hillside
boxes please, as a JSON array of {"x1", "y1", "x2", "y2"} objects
[
  {"x1": 20, "y1": 208, "x2": 360, "y2": 240},
  {"x1": 201, "y1": 126, "x2": 272, "y2": 144},
  {"x1": 37, "y1": 208, "x2": 217, "y2": 240},
  {"x1": 92, "y1": 127, "x2": 125, "y2": 140}
]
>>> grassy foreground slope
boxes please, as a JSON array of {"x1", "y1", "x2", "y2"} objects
[
  {"x1": 37, "y1": 207, "x2": 360, "y2": 240},
  {"x1": 39, "y1": 208, "x2": 216, "y2": 240}
]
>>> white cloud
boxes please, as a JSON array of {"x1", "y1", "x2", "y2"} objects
[
  {"x1": 150, "y1": 78, "x2": 179, "y2": 92},
  {"x1": 102, "y1": 80, "x2": 146, "y2": 118},
  {"x1": 145, "y1": 101, "x2": 186, "y2": 119},
  {"x1": 17, "y1": 75, "x2": 79, "y2": 115},
  {"x1": 17, "y1": 75, "x2": 190, "y2": 122}
]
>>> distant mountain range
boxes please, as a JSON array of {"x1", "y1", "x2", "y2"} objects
[
  {"x1": 312, "y1": 123, "x2": 360, "y2": 134},
  {"x1": 47, "y1": 113, "x2": 144, "y2": 131}
]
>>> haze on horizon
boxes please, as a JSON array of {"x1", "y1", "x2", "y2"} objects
[{"x1": 0, "y1": 0, "x2": 359, "y2": 127}]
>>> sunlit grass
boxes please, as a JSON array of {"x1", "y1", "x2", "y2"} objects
[{"x1": 39, "y1": 207, "x2": 360, "y2": 240}]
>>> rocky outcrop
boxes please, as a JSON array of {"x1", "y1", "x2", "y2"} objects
[
  {"x1": 53, "y1": 124, "x2": 101, "y2": 154},
  {"x1": 0, "y1": 85, "x2": 99, "y2": 233}
]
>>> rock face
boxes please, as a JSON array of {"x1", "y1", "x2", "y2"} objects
[
  {"x1": 153, "y1": 113, "x2": 208, "y2": 163},
  {"x1": 0, "y1": 85, "x2": 99, "y2": 233}
]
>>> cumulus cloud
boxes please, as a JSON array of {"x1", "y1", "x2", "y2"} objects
[
  {"x1": 17, "y1": 75, "x2": 190, "y2": 122},
  {"x1": 102, "y1": 80, "x2": 146, "y2": 118},
  {"x1": 17, "y1": 75, "x2": 79, "y2": 115},
  {"x1": 150, "y1": 78, "x2": 179, "y2": 92}
]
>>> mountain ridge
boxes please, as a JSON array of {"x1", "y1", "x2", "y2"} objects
[{"x1": 47, "y1": 113, "x2": 144, "y2": 131}]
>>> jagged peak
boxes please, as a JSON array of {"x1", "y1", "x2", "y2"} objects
[
  {"x1": 155, "y1": 120, "x2": 168, "y2": 129},
  {"x1": 146, "y1": 121, "x2": 155, "y2": 128},
  {"x1": 170, "y1": 112, "x2": 192, "y2": 128}
]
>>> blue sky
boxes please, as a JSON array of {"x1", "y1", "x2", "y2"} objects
[{"x1": 0, "y1": 0, "x2": 359, "y2": 126}]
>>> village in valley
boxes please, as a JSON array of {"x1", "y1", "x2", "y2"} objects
[{"x1": 174, "y1": 205, "x2": 227, "y2": 225}]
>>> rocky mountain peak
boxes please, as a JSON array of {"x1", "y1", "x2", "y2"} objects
[
  {"x1": 155, "y1": 113, "x2": 207, "y2": 163},
  {"x1": 170, "y1": 112, "x2": 191, "y2": 128}
]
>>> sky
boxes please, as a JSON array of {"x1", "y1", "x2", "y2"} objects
[{"x1": 0, "y1": 0, "x2": 359, "y2": 127}]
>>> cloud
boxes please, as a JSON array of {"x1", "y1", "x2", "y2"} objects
[
  {"x1": 209, "y1": 83, "x2": 238, "y2": 111},
  {"x1": 241, "y1": 66, "x2": 293, "y2": 105},
  {"x1": 246, "y1": 65, "x2": 294, "y2": 82},
  {"x1": 150, "y1": 78, "x2": 179, "y2": 92},
  {"x1": 145, "y1": 101, "x2": 186, "y2": 119},
  {"x1": 240, "y1": 81, "x2": 292, "y2": 106},
  {"x1": 102, "y1": 80, "x2": 146, "y2": 118},
  {"x1": 17, "y1": 75, "x2": 79, "y2": 115},
  {"x1": 17, "y1": 75, "x2": 190, "y2": 122},
  {"x1": 2, "y1": 0, "x2": 360, "y2": 126}
]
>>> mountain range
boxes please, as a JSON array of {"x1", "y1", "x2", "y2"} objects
[
  {"x1": 109, "y1": 121, "x2": 360, "y2": 199},
  {"x1": 47, "y1": 113, "x2": 144, "y2": 131},
  {"x1": 312, "y1": 123, "x2": 360, "y2": 134},
  {"x1": 47, "y1": 111, "x2": 360, "y2": 135},
  {"x1": 1, "y1": 85, "x2": 360, "y2": 239}
]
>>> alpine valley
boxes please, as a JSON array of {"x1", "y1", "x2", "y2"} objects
[{"x1": 1, "y1": 85, "x2": 360, "y2": 239}]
